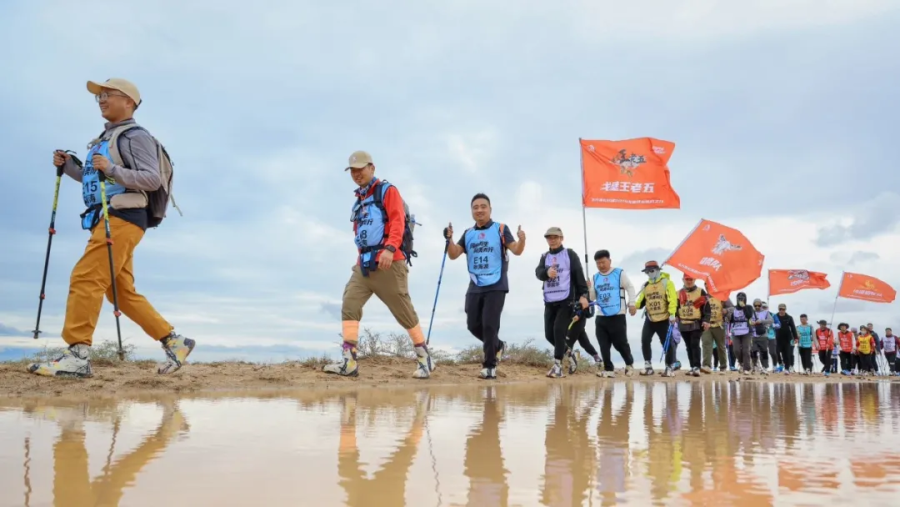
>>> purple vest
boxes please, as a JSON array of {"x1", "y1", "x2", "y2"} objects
[{"x1": 543, "y1": 250, "x2": 571, "y2": 303}]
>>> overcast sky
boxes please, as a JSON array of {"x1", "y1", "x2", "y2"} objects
[{"x1": 1, "y1": 0, "x2": 898, "y2": 364}]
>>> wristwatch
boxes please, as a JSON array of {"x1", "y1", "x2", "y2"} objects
[{"x1": 384, "y1": 245, "x2": 396, "y2": 253}]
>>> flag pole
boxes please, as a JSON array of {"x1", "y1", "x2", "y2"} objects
[
  {"x1": 660, "y1": 218, "x2": 704, "y2": 268},
  {"x1": 579, "y1": 138, "x2": 591, "y2": 280},
  {"x1": 766, "y1": 269, "x2": 771, "y2": 305},
  {"x1": 829, "y1": 271, "x2": 845, "y2": 327}
]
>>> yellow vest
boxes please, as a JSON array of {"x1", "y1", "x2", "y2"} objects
[
  {"x1": 644, "y1": 279, "x2": 670, "y2": 322},
  {"x1": 858, "y1": 335, "x2": 873, "y2": 355},
  {"x1": 708, "y1": 297, "x2": 723, "y2": 327},
  {"x1": 678, "y1": 287, "x2": 702, "y2": 321}
]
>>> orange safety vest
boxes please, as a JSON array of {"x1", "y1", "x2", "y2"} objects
[
  {"x1": 838, "y1": 331, "x2": 854, "y2": 352},
  {"x1": 815, "y1": 328, "x2": 834, "y2": 350}
]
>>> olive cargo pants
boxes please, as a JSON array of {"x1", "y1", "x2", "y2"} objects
[{"x1": 341, "y1": 262, "x2": 425, "y2": 344}]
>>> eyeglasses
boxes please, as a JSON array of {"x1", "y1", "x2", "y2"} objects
[{"x1": 94, "y1": 91, "x2": 128, "y2": 102}]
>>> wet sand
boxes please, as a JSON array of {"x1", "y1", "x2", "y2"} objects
[{"x1": 1, "y1": 357, "x2": 897, "y2": 399}]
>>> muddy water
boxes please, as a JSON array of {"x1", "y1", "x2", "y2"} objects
[{"x1": 1, "y1": 382, "x2": 898, "y2": 507}]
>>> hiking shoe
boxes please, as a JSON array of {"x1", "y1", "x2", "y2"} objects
[
  {"x1": 624, "y1": 364, "x2": 635, "y2": 377},
  {"x1": 603, "y1": 371, "x2": 616, "y2": 378},
  {"x1": 640, "y1": 361, "x2": 654, "y2": 376},
  {"x1": 662, "y1": 366, "x2": 675, "y2": 377},
  {"x1": 496, "y1": 341, "x2": 507, "y2": 364},
  {"x1": 690, "y1": 367, "x2": 701, "y2": 377},
  {"x1": 730, "y1": 367, "x2": 738, "y2": 372},
  {"x1": 323, "y1": 342, "x2": 359, "y2": 377},
  {"x1": 157, "y1": 333, "x2": 196, "y2": 374},
  {"x1": 700, "y1": 366, "x2": 713, "y2": 374},
  {"x1": 547, "y1": 361, "x2": 564, "y2": 379},
  {"x1": 412, "y1": 344, "x2": 434, "y2": 379},
  {"x1": 479, "y1": 367, "x2": 497, "y2": 379},
  {"x1": 672, "y1": 361, "x2": 682, "y2": 371},
  {"x1": 27, "y1": 344, "x2": 93, "y2": 378},
  {"x1": 775, "y1": 365, "x2": 783, "y2": 373},
  {"x1": 565, "y1": 348, "x2": 578, "y2": 375}
]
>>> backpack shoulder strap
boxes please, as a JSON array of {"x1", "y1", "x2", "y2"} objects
[
  {"x1": 498, "y1": 223, "x2": 507, "y2": 246},
  {"x1": 106, "y1": 124, "x2": 145, "y2": 167}
]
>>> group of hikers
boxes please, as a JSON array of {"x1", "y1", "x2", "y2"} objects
[{"x1": 25, "y1": 76, "x2": 898, "y2": 382}]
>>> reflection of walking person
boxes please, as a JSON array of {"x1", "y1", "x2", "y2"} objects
[
  {"x1": 589, "y1": 250, "x2": 637, "y2": 378},
  {"x1": 535, "y1": 227, "x2": 593, "y2": 378},
  {"x1": 445, "y1": 193, "x2": 525, "y2": 379},
  {"x1": 324, "y1": 151, "x2": 434, "y2": 379}
]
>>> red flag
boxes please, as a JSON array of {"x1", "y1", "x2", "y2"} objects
[
  {"x1": 580, "y1": 138, "x2": 680, "y2": 209},
  {"x1": 768, "y1": 269, "x2": 831, "y2": 296},
  {"x1": 838, "y1": 272, "x2": 896, "y2": 303},
  {"x1": 664, "y1": 219, "x2": 764, "y2": 300}
]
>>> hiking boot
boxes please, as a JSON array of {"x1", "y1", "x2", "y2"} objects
[
  {"x1": 662, "y1": 366, "x2": 675, "y2": 377},
  {"x1": 640, "y1": 361, "x2": 654, "y2": 376},
  {"x1": 27, "y1": 344, "x2": 93, "y2": 378},
  {"x1": 565, "y1": 348, "x2": 578, "y2": 375},
  {"x1": 496, "y1": 340, "x2": 506, "y2": 364},
  {"x1": 700, "y1": 366, "x2": 713, "y2": 374},
  {"x1": 624, "y1": 364, "x2": 635, "y2": 377},
  {"x1": 672, "y1": 361, "x2": 682, "y2": 371},
  {"x1": 690, "y1": 367, "x2": 700, "y2": 377},
  {"x1": 547, "y1": 361, "x2": 564, "y2": 379},
  {"x1": 412, "y1": 344, "x2": 434, "y2": 379},
  {"x1": 157, "y1": 333, "x2": 196, "y2": 374},
  {"x1": 479, "y1": 367, "x2": 497, "y2": 379},
  {"x1": 323, "y1": 342, "x2": 359, "y2": 377}
]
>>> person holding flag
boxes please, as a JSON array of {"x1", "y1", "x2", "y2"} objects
[{"x1": 635, "y1": 260, "x2": 678, "y2": 377}]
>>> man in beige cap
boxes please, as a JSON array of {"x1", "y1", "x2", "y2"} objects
[
  {"x1": 534, "y1": 226, "x2": 598, "y2": 378},
  {"x1": 28, "y1": 78, "x2": 195, "y2": 379},
  {"x1": 323, "y1": 150, "x2": 434, "y2": 379}
]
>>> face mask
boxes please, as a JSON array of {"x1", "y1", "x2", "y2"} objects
[{"x1": 646, "y1": 268, "x2": 660, "y2": 281}]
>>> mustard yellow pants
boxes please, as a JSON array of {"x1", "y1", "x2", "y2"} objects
[{"x1": 61, "y1": 215, "x2": 172, "y2": 346}]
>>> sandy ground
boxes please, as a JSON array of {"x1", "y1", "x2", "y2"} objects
[{"x1": 1, "y1": 356, "x2": 897, "y2": 400}]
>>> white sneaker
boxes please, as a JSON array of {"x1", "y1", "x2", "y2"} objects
[
  {"x1": 625, "y1": 364, "x2": 635, "y2": 377},
  {"x1": 603, "y1": 371, "x2": 616, "y2": 378},
  {"x1": 323, "y1": 343, "x2": 359, "y2": 377},
  {"x1": 662, "y1": 366, "x2": 675, "y2": 377},
  {"x1": 157, "y1": 333, "x2": 196, "y2": 374},
  {"x1": 640, "y1": 361, "x2": 654, "y2": 376},
  {"x1": 412, "y1": 344, "x2": 434, "y2": 379},
  {"x1": 27, "y1": 344, "x2": 93, "y2": 378},
  {"x1": 479, "y1": 367, "x2": 497, "y2": 379},
  {"x1": 547, "y1": 361, "x2": 564, "y2": 378}
]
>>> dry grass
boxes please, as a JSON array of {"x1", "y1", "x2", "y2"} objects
[{"x1": 9, "y1": 330, "x2": 588, "y2": 371}]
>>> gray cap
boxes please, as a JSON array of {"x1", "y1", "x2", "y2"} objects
[{"x1": 544, "y1": 227, "x2": 563, "y2": 237}]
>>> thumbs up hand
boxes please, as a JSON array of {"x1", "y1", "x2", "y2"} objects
[{"x1": 516, "y1": 225, "x2": 525, "y2": 241}]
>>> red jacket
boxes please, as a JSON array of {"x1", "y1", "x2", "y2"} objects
[{"x1": 353, "y1": 178, "x2": 406, "y2": 264}]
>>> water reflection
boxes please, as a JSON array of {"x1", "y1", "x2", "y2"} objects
[{"x1": 1, "y1": 382, "x2": 898, "y2": 506}]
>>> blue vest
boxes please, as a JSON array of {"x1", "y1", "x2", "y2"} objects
[
  {"x1": 351, "y1": 181, "x2": 393, "y2": 270},
  {"x1": 798, "y1": 325, "x2": 813, "y2": 348},
  {"x1": 464, "y1": 223, "x2": 505, "y2": 287},
  {"x1": 593, "y1": 268, "x2": 623, "y2": 317},
  {"x1": 80, "y1": 140, "x2": 127, "y2": 229}
]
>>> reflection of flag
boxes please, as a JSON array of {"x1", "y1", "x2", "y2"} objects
[
  {"x1": 768, "y1": 269, "x2": 830, "y2": 296},
  {"x1": 838, "y1": 272, "x2": 896, "y2": 303},
  {"x1": 664, "y1": 219, "x2": 764, "y2": 300},
  {"x1": 580, "y1": 138, "x2": 680, "y2": 209}
]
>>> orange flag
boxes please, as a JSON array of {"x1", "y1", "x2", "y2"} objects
[
  {"x1": 768, "y1": 269, "x2": 831, "y2": 296},
  {"x1": 580, "y1": 138, "x2": 681, "y2": 209},
  {"x1": 663, "y1": 219, "x2": 764, "y2": 300},
  {"x1": 838, "y1": 272, "x2": 896, "y2": 303}
]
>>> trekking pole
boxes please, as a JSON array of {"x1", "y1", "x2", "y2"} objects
[
  {"x1": 98, "y1": 172, "x2": 125, "y2": 361},
  {"x1": 425, "y1": 238, "x2": 449, "y2": 346},
  {"x1": 33, "y1": 151, "x2": 80, "y2": 340},
  {"x1": 660, "y1": 324, "x2": 673, "y2": 364}
]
